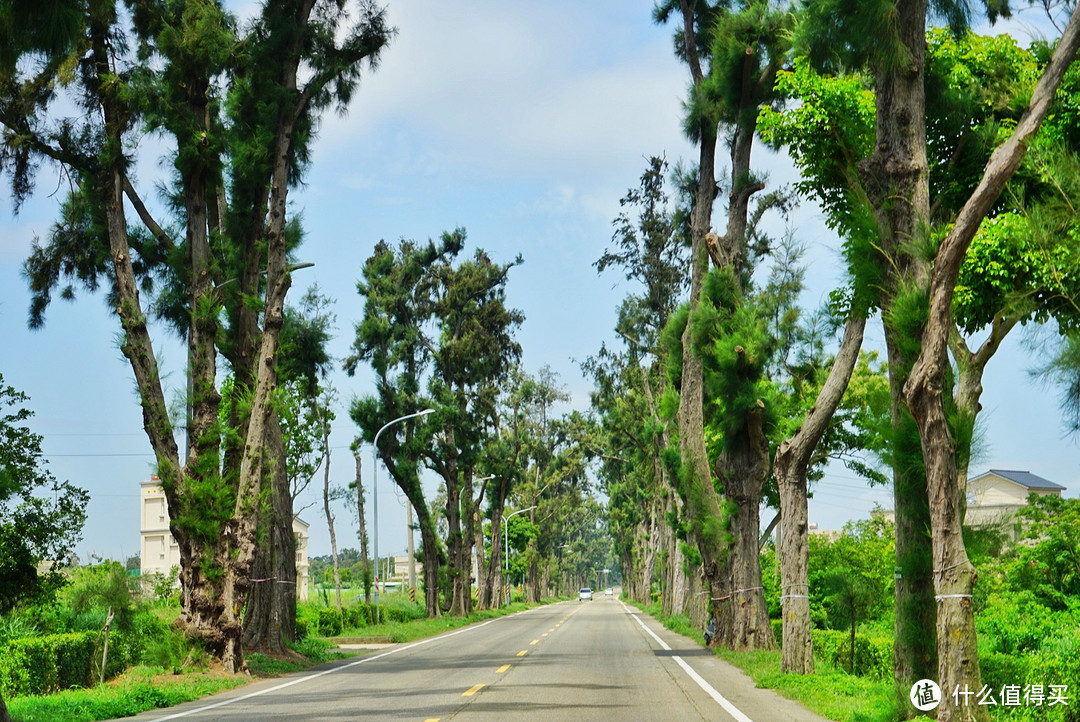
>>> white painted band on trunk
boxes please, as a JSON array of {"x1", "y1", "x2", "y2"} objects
[
  {"x1": 934, "y1": 594, "x2": 973, "y2": 599},
  {"x1": 619, "y1": 600, "x2": 755, "y2": 722}
]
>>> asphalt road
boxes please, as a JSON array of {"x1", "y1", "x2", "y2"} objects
[{"x1": 125, "y1": 596, "x2": 832, "y2": 721}]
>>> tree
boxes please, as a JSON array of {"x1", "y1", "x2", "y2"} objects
[
  {"x1": 423, "y1": 243, "x2": 523, "y2": 616},
  {"x1": 347, "y1": 235, "x2": 455, "y2": 617},
  {"x1": 0, "y1": 374, "x2": 88, "y2": 613},
  {"x1": 4, "y1": 0, "x2": 393, "y2": 671},
  {"x1": 655, "y1": 0, "x2": 792, "y2": 653},
  {"x1": 591, "y1": 155, "x2": 696, "y2": 616},
  {"x1": 905, "y1": 14, "x2": 1080, "y2": 716},
  {"x1": 784, "y1": 2, "x2": 1080, "y2": 715}
]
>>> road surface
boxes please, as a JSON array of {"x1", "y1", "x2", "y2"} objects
[{"x1": 125, "y1": 596, "x2": 831, "y2": 721}]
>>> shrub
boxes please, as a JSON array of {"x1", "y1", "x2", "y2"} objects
[
  {"x1": 317, "y1": 608, "x2": 343, "y2": 636},
  {"x1": 812, "y1": 629, "x2": 891, "y2": 678},
  {"x1": 0, "y1": 631, "x2": 96, "y2": 697}
]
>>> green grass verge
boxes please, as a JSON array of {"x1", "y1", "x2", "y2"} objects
[
  {"x1": 5, "y1": 673, "x2": 246, "y2": 722},
  {"x1": 625, "y1": 599, "x2": 895, "y2": 722}
]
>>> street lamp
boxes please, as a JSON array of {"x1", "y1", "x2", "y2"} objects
[
  {"x1": 503, "y1": 505, "x2": 536, "y2": 606},
  {"x1": 373, "y1": 408, "x2": 435, "y2": 624}
]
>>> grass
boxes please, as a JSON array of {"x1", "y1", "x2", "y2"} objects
[
  {"x1": 625, "y1": 599, "x2": 895, "y2": 722},
  {"x1": 5, "y1": 669, "x2": 247, "y2": 722}
]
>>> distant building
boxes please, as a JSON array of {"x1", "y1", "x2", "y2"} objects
[
  {"x1": 139, "y1": 477, "x2": 310, "y2": 599},
  {"x1": 965, "y1": 469, "x2": 1066, "y2": 528}
]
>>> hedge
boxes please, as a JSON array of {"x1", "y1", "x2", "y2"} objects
[{"x1": 0, "y1": 632, "x2": 96, "y2": 697}]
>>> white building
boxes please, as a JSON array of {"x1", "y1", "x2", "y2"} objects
[{"x1": 139, "y1": 477, "x2": 310, "y2": 600}]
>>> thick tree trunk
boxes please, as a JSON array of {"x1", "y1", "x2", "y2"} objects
[
  {"x1": 0, "y1": 690, "x2": 9, "y2": 722},
  {"x1": 905, "y1": 15, "x2": 1080, "y2": 718},
  {"x1": 444, "y1": 461, "x2": 467, "y2": 616},
  {"x1": 483, "y1": 479, "x2": 508, "y2": 608},
  {"x1": 776, "y1": 315, "x2": 866, "y2": 673},
  {"x1": 242, "y1": 414, "x2": 297, "y2": 654},
  {"x1": 854, "y1": 0, "x2": 934, "y2": 707},
  {"x1": 714, "y1": 403, "x2": 775, "y2": 651},
  {"x1": 418, "y1": 510, "x2": 442, "y2": 617}
]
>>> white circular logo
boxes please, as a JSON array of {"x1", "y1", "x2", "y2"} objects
[{"x1": 910, "y1": 679, "x2": 941, "y2": 711}]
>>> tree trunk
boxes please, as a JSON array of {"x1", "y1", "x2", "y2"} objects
[
  {"x1": 484, "y1": 478, "x2": 508, "y2": 608},
  {"x1": 242, "y1": 414, "x2": 297, "y2": 654},
  {"x1": 318, "y1": 401, "x2": 343, "y2": 617},
  {"x1": 905, "y1": 15, "x2": 1080, "y2": 719},
  {"x1": 776, "y1": 315, "x2": 866, "y2": 673},
  {"x1": 714, "y1": 402, "x2": 775, "y2": 651},
  {"x1": 0, "y1": 690, "x2": 9, "y2": 722},
  {"x1": 854, "y1": 0, "x2": 934, "y2": 706},
  {"x1": 354, "y1": 454, "x2": 372, "y2": 604},
  {"x1": 443, "y1": 444, "x2": 467, "y2": 617},
  {"x1": 417, "y1": 509, "x2": 442, "y2": 617}
]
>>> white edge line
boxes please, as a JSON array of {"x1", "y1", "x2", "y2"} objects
[
  {"x1": 619, "y1": 600, "x2": 754, "y2": 722},
  {"x1": 151, "y1": 610, "x2": 533, "y2": 721}
]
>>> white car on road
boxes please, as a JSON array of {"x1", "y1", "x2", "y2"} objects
[{"x1": 578, "y1": 587, "x2": 593, "y2": 601}]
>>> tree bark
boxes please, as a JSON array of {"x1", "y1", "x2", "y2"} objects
[
  {"x1": 318, "y1": 400, "x2": 343, "y2": 617},
  {"x1": 0, "y1": 690, "x2": 9, "y2": 722},
  {"x1": 776, "y1": 315, "x2": 866, "y2": 674},
  {"x1": 242, "y1": 413, "x2": 297, "y2": 654},
  {"x1": 853, "y1": 0, "x2": 935, "y2": 707},
  {"x1": 905, "y1": 14, "x2": 1080, "y2": 719},
  {"x1": 354, "y1": 454, "x2": 372, "y2": 604},
  {"x1": 713, "y1": 401, "x2": 775, "y2": 651}
]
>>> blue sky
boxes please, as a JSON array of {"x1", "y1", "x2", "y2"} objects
[{"x1": 0, "y1": 0, "x2": 1075, "y2": 563}]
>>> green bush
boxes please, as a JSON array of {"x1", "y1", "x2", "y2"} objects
[
  {"x1": 0, "y1": 631, "x2": 96, "y2": 697},
  {"x1": 812, "y1": 629, "x2": 892, "y2": 678},
  {"x1": 771, "y1": 618, "x2": 783, "y2": 646},
  {"x1": 317, "y1": 608, "x2": 343, "y2": 636}
]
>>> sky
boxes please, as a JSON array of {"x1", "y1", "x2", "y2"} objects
[{"x1": 0, "y1": 1, "x2": 1077, "y2": 564}]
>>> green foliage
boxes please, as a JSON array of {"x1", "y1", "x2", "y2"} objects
[
  {"x1": 61, "y1": 562, "x2": 136, "y2": 633},
  {"x1": 140, "y1": 621, "x2": 208, "y2": 676},
  {"x1": 316, "y1": 608, "x2": 343, "y2": 636},
  {"x1": 1009, "y1": 495, "x2": 1080, "y2": 609},
  {"x1": 807, "y1": 513, "x2": 895, "y2": 634},
  {"x1": 0, "y1": 632, "x2": 96, "y2": 697},
  {"x1": 0, "y1": 374, "x2": 88, "y2": 613},
  {"x1": 812, "y1": 629, "x2": 892, "y2": 678}
]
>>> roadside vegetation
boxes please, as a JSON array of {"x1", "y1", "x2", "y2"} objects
[
  {"x1": 0, "y1": 569, "x2": 555, "y2": 722},
  {"x1": 634, "y1": 500, "x2": 1080, "y2": 722}
]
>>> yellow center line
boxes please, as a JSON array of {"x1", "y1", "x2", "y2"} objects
[
  {"x1": 548, "y1": 628, "x2": 555, "y2": 632},
  {"x1": 462, "y1": 684, "x2": 485, "y2": 697},
  {"x1": 529, "y1": 639, "x2": 539, "y2": 645},
  {"x1": 496, "y1": 664, "x2": 511, "y2": 673},
  {"x1": 541, "y1": 633, "x2": 548, "y2": 637},
  {"x1": 424, "y1": 719, "x2": 440, "y2": 722},
  {"x1": 517, "y1": 650, "x2": 528, "y2": 657}
]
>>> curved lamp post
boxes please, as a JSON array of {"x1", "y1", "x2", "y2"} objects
[
  {"x1": 373, "y1": 408, "x2": 435, "y2": 624},
  {"x1": 503, "y1": 505, "x2": 536, "y2": 606}
]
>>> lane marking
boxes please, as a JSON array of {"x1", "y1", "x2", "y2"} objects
[
  {"x1": 462, "y1": 684, "x2": 485, "y2": 697},
  {"x1": 424, "y1": 719, "x2": 440, "y2": 721},
  {"x1": 516, "y1": 650, "x2": 528, "y2": 657},
  {"x1": 541, "y1": 633, "x2": 548, "y2": 637},
  {"x1": 496, "y1": 664, "x2": 511, "y2": 673},
  {"x1": 529, "y1": 639, "x2": 539, "y2": 645},
  {"x1": 147, "y1": 603, "x2": 564, "y2": 721},
  {"x1": 618, "y1": 600, "x2": 754, "y2": 722}
]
